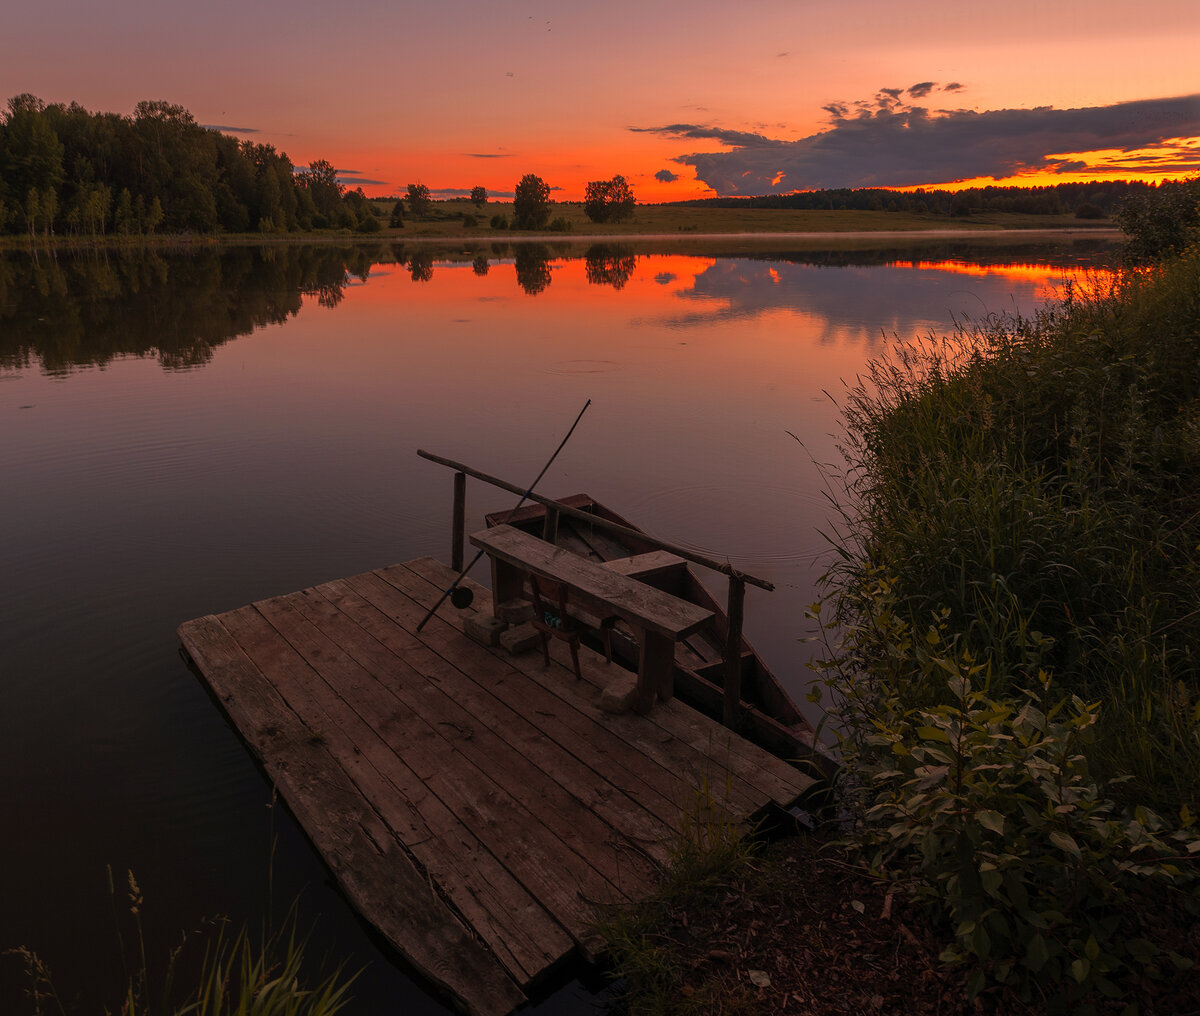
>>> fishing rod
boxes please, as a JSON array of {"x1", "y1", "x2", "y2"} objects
[{"x1": 415, "y1": 398, "x2": 592, "y2": 632}]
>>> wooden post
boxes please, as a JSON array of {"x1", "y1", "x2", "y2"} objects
[
  {"x1": 489, "y1": 556, "x2": 525, "y2": 612},
  {"x1": 633, "y1": 627, "x2": 675, "y2": 714},
  {"x1": 723, "y1": 577, "x2": 745, "y2": 728},
  {"x1": 541, "y1": 506, "x2": 559, "y2": 544},
  {"x1": 451, "y1": 471, "x2": 466, "y2": 572}
]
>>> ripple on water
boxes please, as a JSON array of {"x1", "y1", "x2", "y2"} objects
[{"x1": 542, "y1": 359, "x2": 621, "y2": 375}]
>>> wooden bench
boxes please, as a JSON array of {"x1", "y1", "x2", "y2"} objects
[{"x1": 469, "y1": 526, "x2": 713, "y2": 714}]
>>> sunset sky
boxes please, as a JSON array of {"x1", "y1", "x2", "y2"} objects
[{"x1": 4, "y1": 0, "x2": 1198, "y2": 201}]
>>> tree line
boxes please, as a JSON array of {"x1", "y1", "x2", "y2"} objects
[
  {"x1": 0, "y1": 94, "x2": 319, "y2": 237},
  {"x1": 674, "y1": 180, "x2": 1159, "y2": 217},
  {"x1": 0, "y1": 95, "x2": 646, "y2": 240}
]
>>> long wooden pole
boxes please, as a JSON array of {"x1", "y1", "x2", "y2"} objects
[
  {"x1": 416, "y1": 450, "x2": 774, "y2": 592},
  {"x1": 415, "y1": 400, "x2": 592, "y2": 632}
]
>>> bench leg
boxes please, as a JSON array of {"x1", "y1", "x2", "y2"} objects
[
  {"x1": 489, "y1": 557, "x2": 525, "y2": 615},
  {"x1": 633, "y1": 630, "x2": 675, "y2": 713}
]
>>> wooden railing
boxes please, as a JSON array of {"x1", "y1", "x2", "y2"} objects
[{"x1": 417, "y1": 448, "x2": 774, "y2": 727}]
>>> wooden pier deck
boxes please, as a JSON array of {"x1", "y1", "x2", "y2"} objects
[{"x1": 178, "y1": 557, "x2": 816, "y2": 1016}]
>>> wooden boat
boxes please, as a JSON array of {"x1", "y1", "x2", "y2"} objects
[{"x1": 485, "y1": 494, "x2": 832, "y2": 778}]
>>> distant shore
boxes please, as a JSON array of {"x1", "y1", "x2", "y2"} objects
[
  {"x1": 0, "y1": 204, "x2": 1124, "y2": 252},
  {"x1": 403, "y1": 226, "x2": 1123, "y2": 244}
]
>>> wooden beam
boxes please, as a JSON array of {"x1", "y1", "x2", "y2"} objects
[
  {"x1": 541, "y1": 505, "x2": 559, "y2": 544},
  {"x1": 470, "y1": 525, "x2": 712, "y2": 640},
  {"x1": 723, "y1": 577, "x2": 745, "y2": 729},
  {"x1": 418, "y1": 449, "x2": 774, "y2": 591}
]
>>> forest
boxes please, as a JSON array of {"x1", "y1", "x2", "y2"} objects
[
  {"x1": 0, "y1": 93, "x2": 1164, "y2": 239},
  {"x1": 674, "y1": 180, "x2": 1153, "y2": 217},
  {"x1": 0, "y1": 94, "x2": 374, "y2": 238}
]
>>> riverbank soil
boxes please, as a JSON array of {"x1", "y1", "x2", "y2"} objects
[{"x1": 611, "y1": 833, "x2": 1200, "y2": 1016}]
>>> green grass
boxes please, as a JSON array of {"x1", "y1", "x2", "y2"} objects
[
  {"x1": 379, "y1": 200, "x2": 1111, "y2": 238},
  {"x1": 1, "y1": 202, "x2": 1114, "y2": 251},
  {"x1": 6, "y1": 866, "x2": 358, "y2": 1016},
  {"x1": 810, "y1": 245, "x2": 1200, "y2": 1005},
  {"x1": 593, "y1": 765, "x2": 758, "y2": 1016},
  {"x1": 820, "y1": 249, "x2": 1200, "y2": 812}
]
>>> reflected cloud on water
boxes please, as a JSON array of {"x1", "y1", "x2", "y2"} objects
[{"x1": 0, "y1": 236, "x2": 1118, "y2": 376}]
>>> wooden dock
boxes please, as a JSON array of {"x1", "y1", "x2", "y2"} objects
[{"x1": 178, "y1": 556, "x2": 816, "y2": 1016}]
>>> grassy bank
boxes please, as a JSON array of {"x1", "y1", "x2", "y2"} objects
[
  {"x1": 810, "y1": 245, "x2": 1200, "y2": 1007},
  {"x1": 599, "y1": 246, "x2": 1200, "y2": 1014},
  {"x1": 379, "y1": 201, "x2": 1114, "y2": 238}
]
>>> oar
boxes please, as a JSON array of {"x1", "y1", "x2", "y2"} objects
[{"x1": 415, "y1": 399, "x2": 592, "y2": 631}]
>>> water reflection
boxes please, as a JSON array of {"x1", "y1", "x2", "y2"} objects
[
  {"x1": 0, "y1": 244, "x2": 383, "y2": 373},
  {"x1": 0, "y1": 237, "x2": 1115, "y2": 376},
  {"x1": 0, "y1": 236, "x2": 1119, "y2": 1016}
]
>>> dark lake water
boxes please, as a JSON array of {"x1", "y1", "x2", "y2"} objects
[{"x1": 0, "y1": 235, "x2": 1117, "y2": 1012}]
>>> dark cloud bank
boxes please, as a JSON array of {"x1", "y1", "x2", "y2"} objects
[{"x1": 636, "y1": 91, "x2": 1200, "y2": 194}]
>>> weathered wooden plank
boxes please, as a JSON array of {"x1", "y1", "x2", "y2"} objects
[
  {"x1": 178, "y1": 615, "x2": 527, "y2": 1016},
  {"x1": 347, "y1": 564, "x2": 708, "y2": 821},
  {"x1": 245, "y1": 591, "x2": 628, "y2": 957},
  {"x1": 214, "y1": 603, "x2": 563, "y2": 983},
  {"x1": 602, "y1": 551, "x2": 688, "y2": 581},
  {"x1": 406, "y1": 559, "x2": 816, "y2": 804},
  {"x1": 376, "y1": 561, "x2": 771, "y2": 820},
  {"x1": 282, "y1": 582, "x2": 664, "y2": 895},
  {"x1": 316, "y1": 573, "x2": 677, "y2": 866},
  {"x1": 470, "y1": 525, "x2": 713, "y2": 640},
  {"x1": 393, "y1": 559, "x2": 795, "y2": 814}
]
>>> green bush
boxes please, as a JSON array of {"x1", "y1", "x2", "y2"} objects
[
  {"x1": 812, "y1": 248, "x2": 1200, "y2": 1004},
  {"x1": 489, "y1": 214, "x2": 508, "y2": 230},
  {"x1": 1115, "y1": 177, "x2": 1200, "y2": 259},
  {"x1": 813, "y1": 596, "x2": 1199, "y2": 1004}
]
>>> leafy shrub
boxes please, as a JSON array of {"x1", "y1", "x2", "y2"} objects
[
  {"x1": 489, "y1": 214, "x2": 508, "y2": 230},
  {"x1": 1074, "y1": 202, "x2": 1104, "y2": 219},
  {"x1": 812, "y1": 248, "x2": 1200, "y2": 1004},
  {"x1": 354, "y1": 215, "x2": 381, "y2": 233},
  {"x1": 813, "y1": 598, "x2": 1199, "y2": 1004},
  {"x1": 1115, "y1": 176, "x2": 1200, "y2": 259},
  {"x1": 548, "y1": 216, "x2": 572, "y2": 232},
  {"x1": 461, "y1": 213, "x2": 477, "y2": 228}
]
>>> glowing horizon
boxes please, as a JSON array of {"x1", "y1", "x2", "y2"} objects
[{"x1": 3, "y1": 0, "x2": 1196, "y2": 203}]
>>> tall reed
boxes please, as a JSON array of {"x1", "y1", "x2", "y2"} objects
[{"x1": 812, "y1": 247, "x2": 1200, "y2": 1004}]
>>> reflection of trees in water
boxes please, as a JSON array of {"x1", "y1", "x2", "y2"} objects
[
  {"x1": 408, "y1": 250, "x2": 434, "y2": 283},
  {"x1": 0, "y1": 244, "x2": 395, "y2": 374},
  {"x1": 584, "y1": 244, "x2": 637, "y2": 290},
  {"x1": 0, "y1": 237, "x2": 1120, "y2": 374},
  {"x1": 514, "y1": 244, "x2": 552, "y2": 295}
]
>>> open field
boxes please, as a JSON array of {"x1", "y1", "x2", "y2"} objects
[
  {"x1": 379, "y1": 198, "x2": 1117, "y2": 237},
  {"x1": 0, "y1": 201, "x2": 1120, "y2": 252}
]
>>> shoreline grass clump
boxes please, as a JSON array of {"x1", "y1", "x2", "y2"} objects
[
  {"x1": 594, "y1": 766, "x2": 758, "y2": 1015},
  {"x1": 6, "y1": 865, "x2": 357, "y2": 1016},
  {"x1": 812, "y1": 244, "x2": 1200, "y2": 1006}
]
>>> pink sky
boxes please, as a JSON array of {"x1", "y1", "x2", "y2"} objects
[{"x1": 4, "y1": 0, "x2": 1198, "y2": 200}]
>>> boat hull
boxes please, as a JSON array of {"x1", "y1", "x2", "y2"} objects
[{"x1": 485, "y1": 495, "x2": 832, "y2": 777}]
